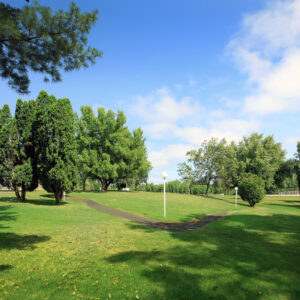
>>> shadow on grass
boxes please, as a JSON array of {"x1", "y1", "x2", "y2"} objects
[
  {"x1": 106, "y1": 213, "x2": 300, "y2": 299},
  {"x1": 0, "y1": 195, "x2": 68, "y2": 206},
  {"x1": 0, "y1": 205, "x2": 17, "y2": 229},
  {"x1": 206, "y1": 195, "x2": 249, "y2": 207},
  {"x1": 0, "y1": 264, "x2": 12, "y2": 272},
  {"x1": 0, "y1": 232, "x2": 50, "y2": 250},
  {"x1": 265, "y1": 203, "x2": 300, "y2": 210}
]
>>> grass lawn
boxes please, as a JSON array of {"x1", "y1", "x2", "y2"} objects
[{"x1": 0, "y1": 191, "x2": 300, "y2": 299}]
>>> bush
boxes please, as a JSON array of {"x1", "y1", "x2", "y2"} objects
[{"x1": 238, "y1": 173, "x2": 265, "y2": 207}]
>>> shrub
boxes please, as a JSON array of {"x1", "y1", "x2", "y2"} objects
[{"x1": 238, "y1": 173, "x2": 265, "y2": 207}]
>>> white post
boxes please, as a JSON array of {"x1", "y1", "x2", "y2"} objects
[
  {"x1": 164, "y1": 179, "x2": 166, "y2": 218},
  {"x1": 235, "y1": 187, "x2": 238, "y2": 208},
  {"x1": 162, "y1": 172, "x2": 167, "y2": 218}
]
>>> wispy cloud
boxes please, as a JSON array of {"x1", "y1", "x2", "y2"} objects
[{"x1": 228, "y1": 0, "x2": 300, "y2": 115}]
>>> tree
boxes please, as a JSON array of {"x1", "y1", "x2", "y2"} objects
[
  {"x1": 77, "y1": 106, "x2": 151, "y2": 191},
  {"x1": 35, "y1": 90, "x2": 77, "y2": 204},
  {"x1": 177, "y1": 162, "x2": 194, "y2": 194},
  {"x1": 0, "y1": 104, "x2": 17, "y2": 193},
  {"x1": 127, "y1": 128, "x2": 152, "y2": 188},
  {"x1": 12, "y1": 98, "x2": 38, "y2": 201},
  {"x1": 218, "y1": 141, "x2": 240, "y2": 191},
  {"x1": 237, "y1": 133, "x2": 285, "y2": 192},
  {"x1": 238, "y1": 173, "x2": 265, "y2": 207},
  {"x1": 0, "y1": 1, "x2": 102, "y2": 94},
  {"x1": 182, "y1": 138, "x2": 227, "y2": 196},
  {"x1": 274, "y1": 159, "x2": 296, "y2": 190},
  {"x1": 295, "y1": 142, "x2": 300, "y2": 190}
]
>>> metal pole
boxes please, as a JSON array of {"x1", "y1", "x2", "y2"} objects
[
  {"x1": 164, "y1": 179, "x2": 166, "y2": 218},
  {"x1": 235, "y1": 189, "x2": 237, "y2": 208}
]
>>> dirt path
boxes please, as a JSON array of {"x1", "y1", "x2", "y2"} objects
[{"x1": 70, "y1": 196, "x2": 246, "y2": 232}]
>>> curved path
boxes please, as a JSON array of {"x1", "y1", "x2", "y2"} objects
[{"x1": 70, "y1": 196, "x2": 233, "y2": 232}]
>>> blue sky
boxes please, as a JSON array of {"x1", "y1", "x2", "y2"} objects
[{"x1": 1, "y1": 0, "x2": 300, "y2": 183}]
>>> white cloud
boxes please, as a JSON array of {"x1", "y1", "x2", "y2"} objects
[
  {"x1": 132, "y1": 88, "x2": 201, "y2": 138},
  {"x1": 285, "y1": 136, "x2": 300, "y2": 144},
  {"x1": 228, "y1": 0, "x2": 300, "y2": 115},
  {"x1": 176, "y1": 118, "x2": 260, "y2": 146},
  {"x1": 148, "y1": 144, "x2": 194, "y2": 168}
]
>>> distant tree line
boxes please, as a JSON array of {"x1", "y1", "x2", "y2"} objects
[
  {"x1": 0, "y1": 91, "x2": 151, "y2": 203},
  {"x1": 176, "y1": 135, "x2": 300, "y2": 206}
]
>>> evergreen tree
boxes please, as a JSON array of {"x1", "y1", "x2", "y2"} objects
[
  {"x1": 0, "y1": 104, "x2": 17, "y2": 193},
  {"x1": 35, "y1": 90, "x2": 77, "y2": 204},
  {"x1": 0, "y1": 1, "x2": 102, "y2": 93},
  {"x1": 12, "y1": 99, "x2": 38, "y2": 201}
]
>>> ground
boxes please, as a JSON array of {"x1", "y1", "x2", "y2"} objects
[{"x1": 0, "y1": 191, "x2": 299, "y2": 299}]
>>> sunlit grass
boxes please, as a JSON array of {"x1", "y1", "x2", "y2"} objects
[{"x1": 0, "y1": 191, "x2": 299, "y2": 299}]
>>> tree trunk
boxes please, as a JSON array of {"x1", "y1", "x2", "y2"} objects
[
  {"x1": 248, "y1": 199, "x2": 255, "y2": 207},
  {"x1": 54, "y1": 190, "x2": 63, "y2": 204},
  {"x1": 101, "y1": 180, "x2": 111, "y2": 191},
  {"x1": 13, "y1": 185, "x2": 21, "y2": 201},
  {"x1": 205, "y1": 180, "x2": 211, "y2": 196},
  {"x1": 21, "y1": 183, "x2": 26, "y2": 202},
  {"x1": 82, "y1": 177, "x2": 86, "y2": 191}
]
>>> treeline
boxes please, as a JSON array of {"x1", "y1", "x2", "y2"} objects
[
  {"x1": 137, "y1": 180, "x2": 223, "y2": 195},
  {"x1": 176, "y1": 136, "x2": 300, "y2": 206},
  {"x1": 0, "y1": 91, "x2": 151, "y2": 204}
]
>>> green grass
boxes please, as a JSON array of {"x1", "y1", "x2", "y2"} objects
[
  {"x1": 0, "y1": 191, "x2": 300, "y2": 299},
  {"x1": 71, "y1": 191, "x2": 299, "y2": 221}
]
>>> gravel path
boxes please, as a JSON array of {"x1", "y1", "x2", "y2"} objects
[{"x1": 70, "y1": 196, "x2": 234, "y2": 232}]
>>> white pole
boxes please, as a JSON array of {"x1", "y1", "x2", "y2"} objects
[{"x1": 164, "y1": 179, "x2": 166, "y2": 218}]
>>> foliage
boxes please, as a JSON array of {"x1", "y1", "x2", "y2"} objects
[
  {"x1": 0, "y1": 104, "x2": 16, "y2": 191},
  {"x1": 295, "y1": 141, "x2": 300, "y2": 190},
  {"x1": 12, "y1": 99, "x2": 38, "y2": 201},
  {"x1": 0, "y1": 1, "x2": 102, "y2": 93},
  {"x1": 237, "y1": 133, "x2": 285, "y2": 192},
  {"x1": 179, "y1": 138, "x2": 227, "y2": 195},
  {"x1": 35, "y1": 90, "x2": 77, "y2": 203},
  {"x1": 274, "y1": 159, "x2": 297, "y2": 190},
  {"x1": 77, "y1": 106, "x2": 151, "y2": 191},
  {"x1": 238, "y1": 173, "x2": 265, "y2": 207}
]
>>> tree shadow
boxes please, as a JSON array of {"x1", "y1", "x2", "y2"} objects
[
  {"x1": 0, "y1": 264, "x2": 12, "y2": 272},
  {"x1": 106, "y1": 213, "x2": 300, "y2": 299},
  {"x1": 26, "y1": 198, "x2": 68, "y2": 206},
  {"x1": 0, "y1": 232, "x2": 50, "y2": 250},
  {"x1": 206, "y1": 195, "x2": 249, "y2": 207},
  {"x1": 265, "y1": 203, "x2": 300, "y2": 210},
  {"x1": 0, "y1": 195, "x2": 68, "y2": 206},
  {"x1": 0, "y1": 205, "x2": 17, "y2": 229}
]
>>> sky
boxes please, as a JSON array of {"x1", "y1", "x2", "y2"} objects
[{"x1": 1, "y1": 0, "x2": 300, "y2": 183}]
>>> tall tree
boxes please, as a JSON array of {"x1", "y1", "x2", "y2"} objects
[
  {"x1": 77, "y1": 106, "x2": 151, "y2": 191},
  {"x1": 218, "y1": 141, "x2": 240, "y2": 191},
  {"x1": 0, "y1": 104, "x2": 17, "y2": 193},
  {"x1": 0, "y1": 1, "x2": 102, "y2": 94},
  {"x1": 12, "y1": 99, "x2": 38, "y2": 201},
  {"x1": 35, "y1": 90, "x2": 77, "y2": 204},
  {"x1": 237, "y1": 133, "x2": 285, "y2": 192},
  {"x1": 183, "y1": 138, "x2": 227, "y2": 196},
  {"x1": 295, "y1": 141, "x2": 300, "y2": 190}
]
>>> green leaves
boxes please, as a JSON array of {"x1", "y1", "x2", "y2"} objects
[
  {"x1": 35, "y1": 91, "x2": 77, "y2": 203},
  {"x1": 238, "y1": 173, "x2": 265, "y2": 207},
  {"x1": 0, "y1": 2, "x2": 102, "y2": 93},
  {"x1": 77, "y1": 106, "x2": 151, "y2": 191}
]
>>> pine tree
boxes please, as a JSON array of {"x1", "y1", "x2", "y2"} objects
[{"x1": 0, "y1": 2, "x2": 102, "y2": 93}]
